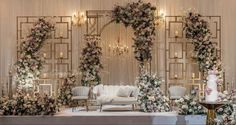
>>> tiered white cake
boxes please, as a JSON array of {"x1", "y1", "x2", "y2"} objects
[{"x1": 205, "y1": 73, "x2": 218, "y2": 102}]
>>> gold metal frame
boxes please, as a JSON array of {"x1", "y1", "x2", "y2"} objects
[
  {"x1": 165, "y1": 16, "x2": 222, "y2": 96},
  {"x1": 36, "y1": 83, "x2": 53, "y2": 96},
  {"x1": 168, "y1": 62, "x2": 184, "y2": 80},
  {"x1": 16, "y1": 16, "x2": 73, "y2": 75},
  {"x1": 168, "y1": 42, "x2": 184, "y2": 59},
  {"x1": 168, "y1": 21, "x2": 184, "y2": 38}
]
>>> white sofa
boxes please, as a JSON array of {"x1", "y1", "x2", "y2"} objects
[{"x1": 93, "y1": 85, "x2": 139, "y2": 112}]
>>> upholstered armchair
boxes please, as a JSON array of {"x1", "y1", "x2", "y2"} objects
[
  {"x1": 169, "y1": 86, "x2": 186, "y2": 100},
  {"x1": 71, "y1": 86, "x2": 90, "y2": 112}
]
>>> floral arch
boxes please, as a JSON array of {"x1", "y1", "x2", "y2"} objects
[
  {"x1": 184, "y1": 12, "x2": 222, "y2": 82},
  {"x1": 79, "y1": 1, "x2": 172, "y2": 112},
  {"x1": 15, "y1": 18, "x2": 54, "y2": 90}
]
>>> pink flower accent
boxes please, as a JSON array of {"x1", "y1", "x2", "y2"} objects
[
  {"x1": 208, "y1": 70, "x2": 216, "y2": 75},
  {"x1": 205, "y1": 87, "x2": 212, "y2": 95}
]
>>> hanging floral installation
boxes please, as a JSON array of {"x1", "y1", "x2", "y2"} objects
[
  {"x1": 79, "y1": 36, "x2": 103, "y2": 86},
  {"x1": 184, "y1": 12, "x2": 222, "y2": 81},
  {"x1": 112, "y1": 0, "x2": 156, "y2": 66},
  {"x1": 57, "y1": 74, "x2": 76, "y2": 106},
  {"x1": 0, "y1": 92, "x2": 59, "y2": 116},
  {"x1": 136, "y1": 70, "x2": 171, "y2": 112},
  {"x1": 15, "y1": 18, "x2": 54, "y2": 89},
  {"x1": 175, "y1": 88, "x2": 205, "y2": 115}
]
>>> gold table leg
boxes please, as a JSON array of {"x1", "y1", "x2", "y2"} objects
[
  {"x1": 206, "y1": 109, "x2": 216, "y2": 125},
  {"x1": 200, "y1": 102, "x2": 225, "y2": 125}
]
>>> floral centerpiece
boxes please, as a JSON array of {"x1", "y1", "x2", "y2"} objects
[
  {"x1": 175, "y1": 88, "x2": 205, "y2": 115},
  {"x1": 57, "y1": 74, "x2": 76, "y2": 106},
  {"x1": 15, "y1": 18, "x2": 54, "y2": 89},
  {"x1": 184, "y1": 12, "x2": 222, "y2": 82},
  {"x1": 136, "y1": 71, "x2": 171, "y2": 112},
  {"x1": 112, "y1": 0, "x2": 156, "y2": 66},
  {"x1": 79, "y1": 36, "x2": 103, "y2": 86},
  {"x1": 0, "y1": 92, "x2": 59, "y2": 115}
]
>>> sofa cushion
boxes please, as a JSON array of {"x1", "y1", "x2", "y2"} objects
[
  {"x1": 129, "y1": 86, "x2": 139, "y2": 97},
  {"x1": 97, "y1": 95, "x2": 113, "y2": 105},
  {"x1": 116, "y1": 87, "x2": 132, "y2": 97},
  {"x1": 94, "y1": 85, "x2": 138, "y2": 97},
  {"x1": 72, "y1": 96, "x2": 88, "y2": 100},
  {"x1": 93, "y1": 84, "x2": 104, "y2": 96},
  {"x1": 111, "y1": 97, "x2": 137, "y2": 105},
  {"x1": 102, "y1": 85, "x2": 124, "y2": 96}
]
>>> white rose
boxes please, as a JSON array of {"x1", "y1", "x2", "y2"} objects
[
  {"x1": 182, "y1": 105, "x2": 188, "y2": 109},
  {"x1": 189, "y1": 109, "x2": 193, "y2": 112},
  {"x1": 185, "y1": 95, "x2": 190, "y2": 100},
  {"x1": 179, "y1": 98, "x2": 184, "y2": 102},
  {"x1": 198, "y1": 106, "x2": 202, "y2": 109},
  {"x1": 190, "y1": 101, "x2": 196, "y2": 105}
]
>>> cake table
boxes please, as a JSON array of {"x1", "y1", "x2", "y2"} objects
[{"x1": 199, "y1": 101, "x2": 226, "y2": 125}]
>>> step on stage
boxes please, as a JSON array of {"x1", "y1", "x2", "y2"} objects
[{"x1": 0, "y1": 108, "x2": 206, "y2": 125}]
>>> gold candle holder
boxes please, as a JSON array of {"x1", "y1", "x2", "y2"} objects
[{"x1": 174, "y1": 30, "x2": 179, "y2": 38}]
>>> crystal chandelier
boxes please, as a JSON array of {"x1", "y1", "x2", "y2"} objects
[{"x1": 108, "y1": 37, "x2": 129, "y2": 56}]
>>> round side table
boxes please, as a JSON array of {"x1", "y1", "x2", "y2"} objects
[{"x1": 199, "y1": 101, "x2": 226, "y2": 125}]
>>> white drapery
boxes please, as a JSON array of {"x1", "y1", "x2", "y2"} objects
[{"x1": 0, "y1": 0, "x2": 236, "y2": 96}]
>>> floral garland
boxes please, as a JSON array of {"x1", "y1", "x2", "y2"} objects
[
  {"x1": 112, "y1": 0, "x2": 156, "y2": 65},
  {"x1": 57, "y1": 74, "x2": 76, "y2": 106},
  {"x1": 0, "y1": 92, "x2": 59, "y2": 115},
  {"x1": 15, "y1": 18, "x2": 54, "y2": 89},
  {"x1": 184, "y1": 12, "x2": 222, "y2": 80},
  {"x1": 175, "y1": 88, "x2": 205, "y2": 115},
  {"x1": 79, "y1": 36, "x2": 103, "y2": 86},
  {"x1": 215, "y1": 90, "x2": 236, "y2": 125},
  {"x1": 136, "y1": 71, "x2": 171, "y2": 112}
]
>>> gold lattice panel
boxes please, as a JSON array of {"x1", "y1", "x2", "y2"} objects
[
  {"x1": 86, "y1": 10, "x2": 112, "y2": 36},
  {"x1": 165, "y1": 16, "x2": 221, "y2": 96},
  {"x1": 16, "y1": 16, "x2": 73, "y2": 77}
]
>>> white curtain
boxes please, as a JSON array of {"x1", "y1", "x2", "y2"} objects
[{"x1": 0, "y1": 0, "x2": 236, "y2": 96}]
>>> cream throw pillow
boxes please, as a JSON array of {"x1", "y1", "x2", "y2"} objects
[{"x1": 116, "y1": 87, "x2": 132, "y2": 97}]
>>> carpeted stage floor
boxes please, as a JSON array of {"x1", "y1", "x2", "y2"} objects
[{"x1": 0, "y1": 106, "x2": 206, "y2": 125}]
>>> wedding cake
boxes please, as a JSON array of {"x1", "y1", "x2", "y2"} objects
[{"x1": 205, "y1": 71, "x2": 218, "y2": 102}]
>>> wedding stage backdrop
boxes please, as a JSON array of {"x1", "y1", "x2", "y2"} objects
[
  {"x1": 1, "y1": 1, "x2": 236, "y2": 125},
  {"x1": 0, "y1": 0, "x2": 236, "y2": 95}
]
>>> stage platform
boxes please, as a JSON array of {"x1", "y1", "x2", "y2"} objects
[{"x1": 0, "y1": 108, "x2": 206, "y2": 125}]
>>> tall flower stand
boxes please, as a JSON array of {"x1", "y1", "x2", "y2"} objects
[{"x1": 199, "y1": 101, "x2": 225, "y2": 125}]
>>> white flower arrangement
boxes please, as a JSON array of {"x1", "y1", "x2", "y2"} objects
[
  {"x1": 79, "y1": 36, "x2": 103, "y2": 86},
  {"x1": 136, "y1": 71, "x2": 171, "y2": 112},
  {"x1": 112, "y1": 0, "x2": 156, "y2": 65},
  {"x1": 175, "y1": 88, "x2": 205, "y2": 115},
  {"x1": 0, "y1": 92, "x2": 59, "y2": 115},
  {"x1": 15, "y1": 18, "x2": 54, "y2": 89},
  {"x1": 215, "y1": 90, "x2": 236, "y2": 125},
  {"x1": 184, "y1": 12, "x2": 222, "y2": 83},
  {"x1": 57, "y1": 74, "x2": 76, "y2": 106}
]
